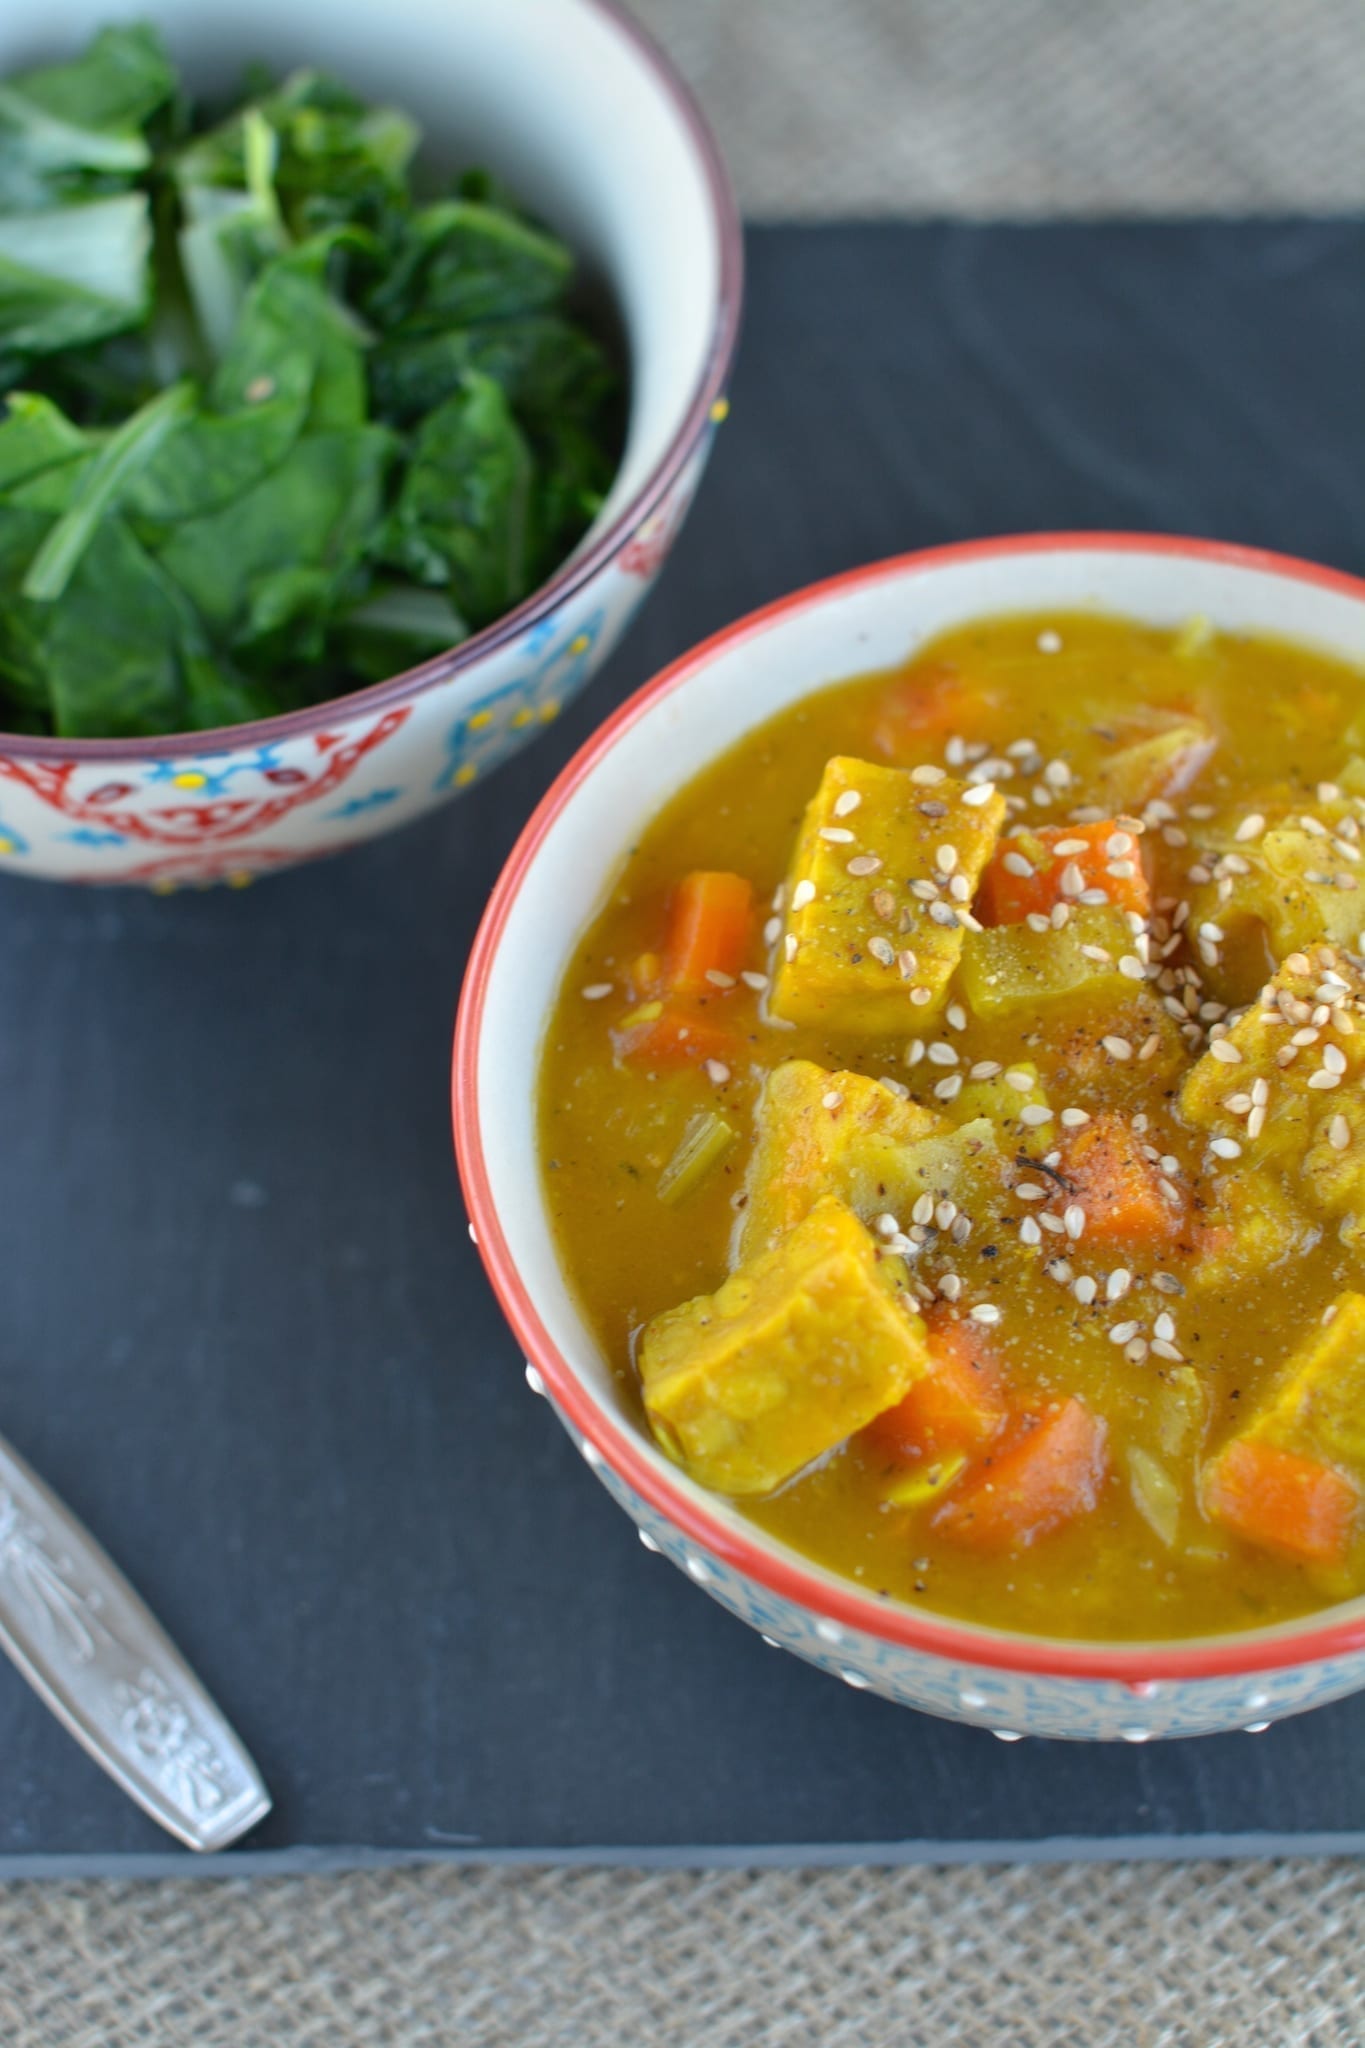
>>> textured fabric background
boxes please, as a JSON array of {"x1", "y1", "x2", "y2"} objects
[{"x1": 3, "y1": 3, "x2": 1364, "y2": 2043}]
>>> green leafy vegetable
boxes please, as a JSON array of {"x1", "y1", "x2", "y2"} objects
[{"x1": 0, "y1": 27, "x2": 621, "y2": 737}]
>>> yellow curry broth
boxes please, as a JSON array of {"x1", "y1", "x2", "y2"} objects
[{"x1": 538, "y1": 611, "x2": 1365, "y2": 1641}]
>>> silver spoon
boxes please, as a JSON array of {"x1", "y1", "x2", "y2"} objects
[{"x1": 0, "y1": 1428, "x2": 270, "y2": 1852}]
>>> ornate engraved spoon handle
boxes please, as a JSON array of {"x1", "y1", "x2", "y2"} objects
[{"x1": 0, "y1": 1430, "x2": 270, "y2": 1852}]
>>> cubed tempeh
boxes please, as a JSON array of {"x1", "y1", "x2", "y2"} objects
[
  {"x1": 769, "y1": 756, "x2": 1005, "y2": 1032},
  {"x1": 640, "y1": 1196, "x2": 930, "y2": 1495}
]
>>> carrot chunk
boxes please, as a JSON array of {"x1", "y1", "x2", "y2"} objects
[
  {"x1": 1203, "y1": 1438, "x2": 1358, "y2": 1567},
  {"x1": 977, "y1": 821, "x2": 1150, "y2": 925},
  {"x1": 863, "y1": 1316, "x2": 1009, "y2": 1461},
  {"x1": 872, "y1": 664, "x2": 970, "y2": 756},
  {"x1": 1060, "y1": 1113, "x2": 1183, "y2": 1245},
  {"x1": 614, "y1": 1005, "x2": 737, "y2": 1071},
  {"x1": 933, "y1": 1397, "x2": 1109, "y2": 1552},
  {"x1": 663, "y1": 872, "x2": 753, "y2": 994}
]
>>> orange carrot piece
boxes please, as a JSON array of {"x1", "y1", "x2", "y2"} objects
[
  {"x1": 872, "y1": 663, "x2": 969, "y2": 757},
  {"x1": 663, "y1": 872, "x2": 753, "y2": 994},
  {"x1": 1060, "y1": 1113, "x2": 1183, "y2": 1245},
  {"x1": 977, "y1": 820, "x2": 1150, "y2": 925},
  {"x1": 614, "y1": 1006, "x2": 737, "y2": 1071},
  {"x1": 933, "y1": 1398, "x2": 1109, "y2": 1552},
  {"x1": 1203, "y1": 1438, "x2": 1358, "y2": 1567},
  {"x1": 864, "y1": 1317, "x2": 1009, "y2": 1461}
]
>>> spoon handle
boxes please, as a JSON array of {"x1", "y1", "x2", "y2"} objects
[{"x1": 0, "y1": 1430, "x2": 270, "y2": 1852}]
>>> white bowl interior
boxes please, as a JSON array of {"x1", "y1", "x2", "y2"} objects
[
  {"x1": 475, "y1": 541, "x2": 1365, "y2": 1642},
  {"x1": 0, "y1": 0, "x2": 724, "y2": 543}
]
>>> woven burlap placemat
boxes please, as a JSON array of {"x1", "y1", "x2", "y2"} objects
[
  {"x1": 3, "y1": 1860, "x2": 1364, "y2": 2044},
  {"x1": 3, "y1": 4, "x2": 1364, "y2": 2042}
]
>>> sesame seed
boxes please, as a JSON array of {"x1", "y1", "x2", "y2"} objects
[
  {"x1": 1037, "y1": 630, "x2": 1063, "y2": 653},
  {"x1": 1247, "y1": 1106, "x2": 1267, "y2": 1138},
  {"x1": 1046, "y1": 1257, "x2": 1074, "y2": 1283},
  {"x1": 911, "y1": 765, "x2": 946, "y2": 785},
  {"x1": 847, "y1": 855, "x2": 882, "y2": 878},
  {"x1": 1125, "y1": 1337, "x2": 1149, "y2": 1364},
  {"x1": 784, "y1": 934, "x2": 799, "y2": 962},
  {"x1": 1210, "y1": 1137, "x2": 1242, "y2": 1160},
  {"x1": 1118, "y1": 956, "x2": 1145, "y2": 981},
  {"x1": 970, "y1": 1303, "x2": 1003, "y2": 1325},
  {"x1": 1138, "y1": 1033, "x2": 1163, "y2": 1062},
  {"x1": 935, "y1": 1199, "x2": 958, "y2": 1231},
  {"x1": 906, "y1": 1038, "x2": 926, "y2": 1068},
  {"x1": 937, "y1": 844, "x2": 959, "y2": 874},
  {"x1": 897, "y1": 950, "x2": 919, "y2": 978},
  {"x1": 875, "y1": 1212, "x2": 899, "y2": 1236},
  {"x1": 1102, "y1": 1035, "x2": 1133, "y2": 1062},
  {"x1": 704, "y1": 1060, "x2": 730, "y2": 1085},
  {"x1": 1040, "y1": 1213, "x2": 1066, "y2": 1234},
  {"x1": 1330, "y1": 1114, "x2": 1351, "y2": 1150},
  {"x1": 868, "y1": 936, "x2": 896, "y2": 966},
  {"x1": 1308, "y1": 1070, "x2": 1342, "y2": 1091},
  {"x1": 910, "y1": 985, "x2": 934, "y2": 1006},
  {"x1": 1015, "y1": 1182, "x2": 1048, "y2": 1202},
  {"x1": 1019, "y1": 1216, "x2": 1042, "y2": 1246},
  {"x1": 1106, "y1": 1268, "x2": 1133, "y2": 1302},
  {"x1": 1106, "y1": 832, "x2": 1135, "y2": 858},
  {"x1": 1154, "y1": 1312, "x2": 1176, "y2": 1343},
  {"x1": 1019, "y1": 1104, "x2": 1054, "y2": 1126},
  {"x1": 1059, "y1": 862, "x2": 1085, "y2": 898},
  {"x1": 946, "y1": 1002, "x2": 968, "y2": 1031},
  {"x1": 822, "y1": 1089, "x2": 843, "y2": 1110},
  {"x1": 1252, "y1": 1077, "x2": 1270, "y2": 1105},
  {"x1": 1159, "y1": 1178, "x2": 1182, "y2": 1203},
  {"x1": 1324, "y1": 1042, "x2": 1348, "y2": 1074},
  {"x1": 819, "y1": 826, "x2": 855, "y2": 844},
  {"x1": 1064, "y1": 1204, "x2": 1086, "y2": 1240},
  {"x1": 1234, "y1": 814, "x2": 1266, "y2": 843},
  {"x1": 1082, "y1": 944, "x2": 1114, "y2": 965},
  {"x1": 927, "y1": 1042, "x2": 959, "y2": 1067},
  {"x1": 741, "y1": 970, "x2": 769, "y2": 991},
  {"x1": 1044, "y1": 759, "x2": 1072, "y2": 789},
  {"x1": 1005, "y1": 1069, "x2": 1034, "y2": 1092},
  {"x1": 949, "y1": 874, "x2": 972, "y2": 903},
  {"x1": 934, "y1": 1074, "x2": 964, "y2": 1102},
  {"x1": 1060, "y1": 1107, "x2": 1090, "y2": 1128},
  {"x1": 1003, "y1": 851, "x2": 1035, "y2": 878},
  {"x1": 764, "y1": 915, "x2": 782, "y2": 945},
  {"x1": 1109, "y1": 1320, "x2": 1140, "y2": 1345},
  {"x1": 1150, "y1": 1338, "x2": 1184, "y2": 1363},
  {"x1": 929, "y1": 901, "x2": 958, "y2": 927},
  {"x1": 871, "y1": 888, "x2": 898, "y2": 920},
  {"x1": 581, "y1": 983, "x2": 613, "y2": 1000},
  {"x1": 950, "y1": 1213, "x2": 973, "y2": 1245},
  {"x1": 938, "y1": 1273, "x2": 963, "y2": 1301},
  {"x1": 1026, "y1": 911, "x2": 1051, "y2": 933},
  {"x1": 1074, "y1": 1275, "x2": 1098, "y2": 1305},
  {"x1": 705, "y1": 968, "x2": 736, "y2": 988},
  {"x1": 911, "y1": 878, "x2": 941, "y2": 901},
  {"x1": 1153, "y1": 1271, "x2": 1183, "y2": 1297},
  {"x1": 834, "y1": 789, "x2": 862, "y2": 816},
  {"x1": 1053, "y1": 838, "x2": 1088, "y2": 857},
  {"x1": 791, "y1": 879, "x2": 816, "y2": 910},
  {"x1": 1209, "y1": 1039, "x2": 1243, "y2": 1064},
  {"x1": 962, "y1": 781, "x2": 998, "y2": 808},
  {"x1": 1223, "y1": 1093, "x2": 1253, "y2": 1114}
]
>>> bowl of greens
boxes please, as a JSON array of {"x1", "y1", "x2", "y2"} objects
[{"x1": 0, "y1": 3, "x2": 740, "y2": 885}]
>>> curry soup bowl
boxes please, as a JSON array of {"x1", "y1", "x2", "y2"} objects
[
  {"x1": 0, "y1": 0, "x2": 739, "y2": 887},
  {"x1": 455, "y1": 534, "x2": 1365, "y2": 1743}
]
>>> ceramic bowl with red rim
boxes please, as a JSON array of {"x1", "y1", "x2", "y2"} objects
[
  {"x1": 454, "y1": 535, "x2": 1365, "y2": 1742},
  {"x1": 0, "y1": 0, "x2": 740, "y2": 887}
]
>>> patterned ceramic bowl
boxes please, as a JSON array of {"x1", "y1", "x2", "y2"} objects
[
  {"x1": 0, "y1": 0, "x2": 740, "y2": 886},
  {"x1": 455, "y1": 534, "x2": 1365, "y2": 1742}
]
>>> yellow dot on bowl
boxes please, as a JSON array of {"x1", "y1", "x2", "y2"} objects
[
  {"x1": 455, "y1": 762, "x2": 478, "y2": 787},
  {"x1": 539, "y1": 699, "x2": 560, "y2": 723},
  {"x1": 0, "y1": 837, "x2": 13, "y2": 855},
  {"x1": 568, "y1": 634, "x2": 590, "y2": 656},
  {"x1": 709, "y1": 396, "x2": 730, "y2": 423},
  {"x1": 151, "y1": 880, "x2": 177, "y2": 896},
  {"x1": 226, "y1": 870, "x2": 254, "y2": 889},
  {"x1": 172, "y1": 771, "x2": 208, "y2": 790},
  {"x1": 511, "y1": 707, "x2": 535, "y2": 729},
  {"x1": 467, "y1": 709, "x2": 493, "y2": 731}
]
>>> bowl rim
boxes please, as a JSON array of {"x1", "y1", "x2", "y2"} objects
[
  {"x1": 0, "y1": 0, "x2": 743, "y2": 765},
  {"x1": 454, "y1": 530, "x2": 1365, "y2": 1686}
]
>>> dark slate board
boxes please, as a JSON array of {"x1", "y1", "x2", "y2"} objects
[{"x1": 2, "y1": 222, "x2": 1365, "y2": 1871}]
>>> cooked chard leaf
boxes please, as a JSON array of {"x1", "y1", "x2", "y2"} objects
[
  {"x1": 0, "y1": 390, "x2": 87, "y2": 489},
  {"x1": 369, "y1": 313, "x2": 617, "y2": 430},
  {"x1": 0, "y1": 192, "x2": 151, "y2": 356},
  {"x1": 22, "y1": 378, "x2": 193, "y2": 599},
  {"x1": 376, "y1": 372, "x2": 533, "y2": 627},
  {"x1": 0, "y1": 25, "x2": 175, "y2": 208},
  {"x1": 338, "y1": 580, "x2": 468, "y2": 681},
  {"x1": 364, "y1": 200, "x2": 572, "y2": 332}
]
